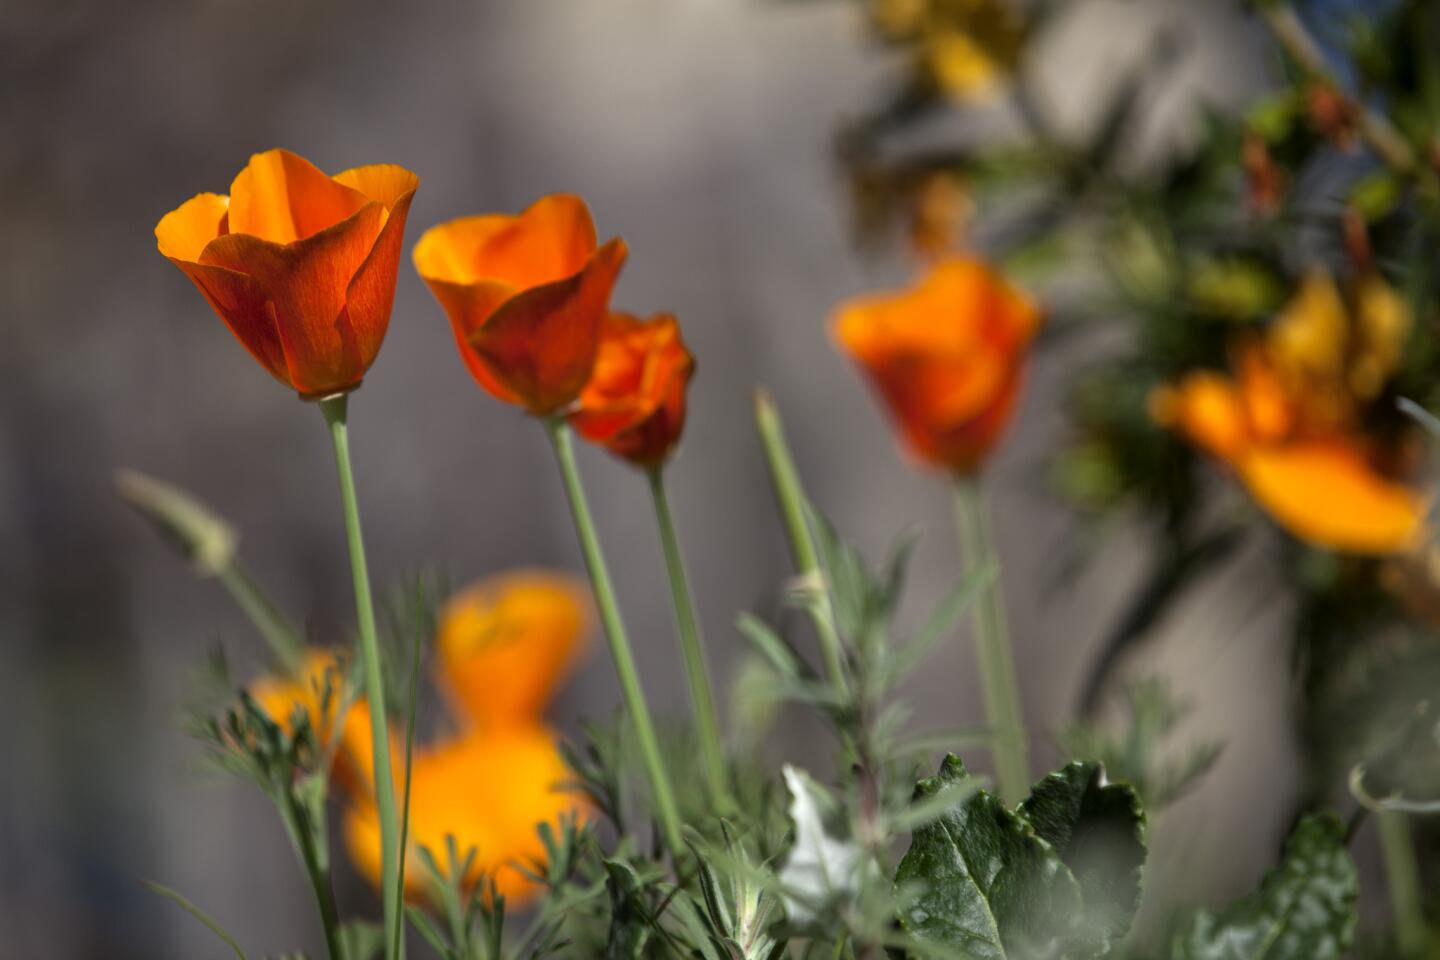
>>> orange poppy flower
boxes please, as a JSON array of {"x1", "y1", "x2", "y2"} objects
[
  {"x1": 571, "y1": 312, "x2": 696, "y2": 468},
  {"x1": 1153, "y1": 279, "x2": 1425, "y2": 556},
  {"x1": 344, "y1": 726, "x2": 583, "y2": 905},
  {"x1": 435, "y1": 572, "x2": 589, "y2": 730},
  {"x1": 833, "y1": 256, "x2": 1040, "y2": 473},
  {"x1": 155, "y1": 149, "x2": 418, "y2": 398},
  {"x1": 247, "y1": 648, "x2": 394, "y2": 796},
  {"x1": 413, "y1": 195, "x2": 628, "y2": 415}
]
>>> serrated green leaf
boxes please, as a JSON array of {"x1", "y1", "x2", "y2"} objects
[
  {"x1": 893, "y1": 755, "x2": 1086, "y2": 960},
  {"x1": 1017, "y1": 762, "x2": 1146, "y2": 948},
  {"x1": 1169, "y1": 814, "x2": 1356, "y2": 960}
]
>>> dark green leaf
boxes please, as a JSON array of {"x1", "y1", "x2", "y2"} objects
[
  {"x1": 1017, "y1": 762, "x2": 1146, "y2": 948},
  {"x1": 1169, "y1": 814, "x2": 1356, "y2": 960},
  {"x1": 893, "y1": 755, "x2": 1085, "y2": 960}
]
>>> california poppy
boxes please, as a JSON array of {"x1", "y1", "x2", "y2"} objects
[
  {"x1": 833, "y1": 256, "x2": 1040, "y2": 473},
  {"x1": 344, "y1": 727, "x2": 581, "y2": 905},
  {"x1": 156, "y1": 149, "x2": 418, "y2": 399},
  {"x1": 571, "y1": 312, "x2": 696, "y2": 468},
  {"x1": 413, "y1": 195, "x2": 628, "y2": 415},
  {"x1": 1153, "y1": 271, "x2": 1423, "y2": 555},
  {"x1": 435, "y1": 571, "x2": 589, "y2": 730}
]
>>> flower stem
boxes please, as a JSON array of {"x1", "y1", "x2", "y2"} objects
[
  {"x1": 1379, "y1": 812, "x2": 1427, "y2": 959},
  {"x1": 647, "y1": 467, "x2": 730, "y2": 808},
  {"x1": 952, "y1": 477, "x2": 1029, "y2": 802},
  {"x1": 319, "y1": 395, "x2": 402, "y2": 960},
  {"x1": 753, "y1": 390, "x2": 848, "y2": 694},
  {"x1": 217, "y1": 563, "x2": 306, "y2": 676},
  {"x1": 546, "y1": 418, "x2": 684, "y2": 855}
]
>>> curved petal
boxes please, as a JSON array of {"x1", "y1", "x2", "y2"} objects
[
  {"x1": 344, "y1": 184, "x2": 417, "y2": 370},
  {"x1": 416, "y1": 274, "x2": 522, "y2": 402},
  {"x1": 201, "y1": 202, "x2": 386, "y2": 397},
  {"x1": 413, "y1": 195, "x2": 598, "y2": 290},
  {"x1": 908, "y1": 361, "x2": 1026, "y2": 472},
  {"x1": 168, "y1": 259, "x2": 291, "y2": 387},
  {"x1": 228, "y1": 148, "x2": 371, "y2": 245},
  {"x1": 156, "y1": 193, "x2": 230, "y2": 262},
  {"x1": 333, "y1": 163, "x2": 421, "y2": 211},
  {"x1": 470, "y1": 238, "x2": 628, "y2": 414},
  {"x1": 1239, "y1": 442, "x2": 1424, "y2": 555}
]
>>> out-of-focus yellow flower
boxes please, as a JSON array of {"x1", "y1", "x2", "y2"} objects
[
  {"x1": 1152, "y1": 271, "x2": 1423, "y2": 555},
  {"x1": 344, "y1": 727, "x2": 581, "y2": 906},
  {"x1": 248, "y1": 648, "x2": 392, "y2": 796},
  {"x1": 868, "y1": 0, "x2": 1024, "y2": 102},
  {"x1": 435, "y1": 571, "x2": 589, "y2": 730}
]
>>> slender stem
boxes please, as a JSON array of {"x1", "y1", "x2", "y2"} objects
[
  {"x1": 1378, "y1": 812, "x2": 1427, "y2": 959},
  {"x1": 647, "y1": 468, "x2": 731, "y2": 808},
  {"x1": 279, "y1": 786, "x2": 343, "y2": 960},
  {"x1": 952, "y1": 477, "x2": 1030, "y2": 802},
  {"x1": 318, "y1": 395, "x2": 402, "y2": 960},
  {"x1": 752, "y1": 391, "x2": 849, "y2": 694},
  {"x1": 545, "y1": 419, "x2": 684, "y2": 855},
  {"x1": 217, "y1": 562, "x2": 306, "y2": 676}
]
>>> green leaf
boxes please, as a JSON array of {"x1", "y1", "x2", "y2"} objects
[
  {"x1": 337, "y1": 920, "x2": 386, "y2": 960},
  {"x1": 1169, "y1": 814, "x2": 1356, "y2": 960},
  {"x1": 141, "y1": 880, "x2": 247, "y2": 960},
  {"x1": 1017, "y1": 762, "x2": 1146, "y2": 948},
  {"x1": 893, "y1": 755, "x2": 1085, "y2": 960},
  {"x1": 603, "y1": 859, "x2": 652, "y2": 960}
]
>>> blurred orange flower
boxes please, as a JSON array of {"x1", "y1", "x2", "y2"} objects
[
  {"x1": 248, "y1": 648, "x2": 394, "y2": 796},
  {"x1": 833, "y1": 256, "x2": 1040, "y2": 473},
  {"x1": 435, "y1": 571, "x2": 589, "y2": 730},
  {"x1": 413, "y1": 195, "x2": 628, "y2": 415},
  {"x1": 156, "y1": 149, "x2": 418, "y2": 398},
  {"x1": 1153, "y1": 271, "x2": 1423, "y2": 555},
  {"x1": 344, "y1": 727, "x2": 580, "y2": 905},
  {"x1": 571, "y1": 312, "x2": 696, "y2": 468}
]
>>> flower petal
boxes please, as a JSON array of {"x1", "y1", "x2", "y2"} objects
[
  {"x1": 333, "y1": 163, "x2": 421, "y2": 211},
  {"x1": 436, "y1": 572, "x2": 589, "y2": 729},
  {"x1": 156, "y1": 193, "x2": 230, "y2": 262},
  {"x1": 413, "y1": 194, "x2": 598, "y2": 289},
  {"x1": 167, "y1": 259, "x2": 291, "y2": 388},
  {"x1": 470, "y1": 238, "x2": 628, "y2": 414},
  {"x1": 343, "y1": 182, "x2": 417, "y2": 371},
  {"x1": 1239, "y1": 442, "x2": 1424, "y2": 555},
  {"x1": 227, "y1": 148, "x2": 371, "y2": 245},
  {"x1": 201, "y1": 202, "x2": 386, "y2": 397}
]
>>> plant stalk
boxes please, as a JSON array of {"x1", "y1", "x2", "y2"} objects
[
  {"x1": 753, "y1": 390, "x2": 849, "y2": 694},
  {"x1": 952, "y1": 477, "x2": 1030, "y2": 802},
  {"x1": 217, "y1": 563, "x2": 307, "y2": 676},
  {"x1": 1378, "y1": 812, "x2": 1427, "y2": 959},
  {"x1": 546, "y1": 418, "x2": 684, "y2": 855},
  {"x1": 319, "y1": 394, "x2": 402, "y2": 960},
  {"x1": 647, "y1": 467, "x2": 730, "y2": 807}
]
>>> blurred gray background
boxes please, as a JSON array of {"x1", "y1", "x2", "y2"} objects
[{"x1": 1, "y1": 0, "x2": 1335, "y2": 956}]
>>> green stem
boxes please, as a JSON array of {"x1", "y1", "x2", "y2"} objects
[
  {"x1": 545, "y1": 419, "x2": 684, "y2": 855},
  {"x1": 319, "y1": 395, "x2": 402, "y2": 960},
  {"x1": 279, "y1": 785, "x2": 343, "y2": 960},
  {"x1": 752, "y1": 391, "x2": 848, "y2": 694},
  {"x1": 952, "y1": 477, "x2": 1029, "y2": 802},
  {"x1": 647, "y1": 468, "x2": 730, "y2": 808},
  {"x1": 217, "y1": 563, "x2": 306, "y2": 676},
  {"x1": 1379, "y1": 812, "x2": 1427, "y2": 959}
]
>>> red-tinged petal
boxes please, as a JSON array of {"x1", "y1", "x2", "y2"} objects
[
  {"x1": 417, "y1": 275, "x2": 523, "y2": 403},
  {"x1": 470, "y1": 238, "x2": 628, "y2": 414},
  {"x1": 156, "y1": 193, "x2": 230, "y2": 262},
  {"x1": 201, "y1": 202, "x2": 386, "y2": 397},
  {"x1": 169, "y1": 260, "x2": 292, "y2": 388},
  {"x1": 228, "y1": 149, "x2": 371, "y2": 245},
  {"x1": 344, "y1": 184, "x2": 417, "y2": 371}
]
